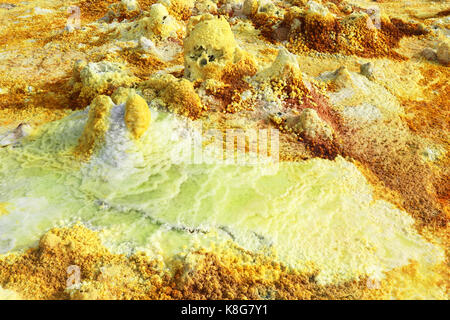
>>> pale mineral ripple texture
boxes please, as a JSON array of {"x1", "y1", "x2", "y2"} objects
[{"x1": 0, "y1": 104, "x2": 443, "y2": 285}]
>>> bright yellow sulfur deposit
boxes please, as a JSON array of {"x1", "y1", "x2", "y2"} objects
[
  {"x1": 0, "y1": 0, "x2": 448, "y2": 301},
  {"x1": 167, "y1": 0, "x2": 195, "y2": 20},
  {"x1": 124, "y1": 94, "x2": 151, "y2": 140},
  {"x1": 142, "y1": 74, "x2": 206, "y2": 118},
  {"x1": 147, "y1": 3, "x2": 178, "y2": 37},
  {"x1": 327, "y1": 66, "x2": 355, "y2": 91},
  {"x1": 183, "y1": 14, "x2": 237, "y2": 80},
  {"x1": 75, "y1": 95, "x2": 114, "y2": 159},
  {"x1": 0, "y1": 202, "x2": 10, "y2": 217},
  {"x1": 71, "y1": 61, "x2": 138, "y2": 105},
  {"x1": 256, "y1": 47, "x2": 306, "y2": 101}
]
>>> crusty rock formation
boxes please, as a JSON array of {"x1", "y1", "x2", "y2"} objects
[
  {"x1": 75, "y1": 95, "x2": 114, "y2": 159},
  {"x1": 436, "y1": 41, "x2": 449, "y2": 65},
  {"x1": 141, "y1": 74, "x2": 206, "y2": 118},
  {"x1": 119, "y1": 3, "x2": 181, "y2": 41},
  {"x1": 111, "y1": 87, "x2": 137, "y2": 105}
]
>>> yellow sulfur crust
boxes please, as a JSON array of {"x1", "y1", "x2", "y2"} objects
[
  {"x1": 142, "y1": 74, "x2": 206, "y2": 118},
  {"x1": 184, "y1": 14, "x2": 237, "y2": 80},
  {"x1": 0, "y1": 0, "x2": 448, "y2": 301}
]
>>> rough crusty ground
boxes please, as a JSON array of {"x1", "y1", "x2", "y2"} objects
[{"x1": 0, "y1": 225, "x2": 447, "y2": 300}]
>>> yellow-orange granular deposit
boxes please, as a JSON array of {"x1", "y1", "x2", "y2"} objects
[
  {"x1": 0, "y1": 203, "x2": 11, "y2": 217},
  {"x1": 119, "y1": 48, "x2": 167, "y2": 79},
  {"x1": 141, "y1": 74, "x2": 207, "y2": 119},
  {"x1": 69, "y1": 60, "x2": 139, "y2": 108},
  {"x1": 0, "y1": 0, "x2": 448, "y2": 301},
  {"x1": 205, "y1": 52, "x2": 257, "y2": 113},
  {"x1": 124, "y1": 93, "x2": 151, "y2": 140},
  {"x1": 340, "y1": 119, "x2": 448, "y2": 229},
  {"x1": 78, "y1": 0, "x2": 118, "y2": 21},
  {"x1": 74, "y1": 95, "x2": 114, "y2": 159}
]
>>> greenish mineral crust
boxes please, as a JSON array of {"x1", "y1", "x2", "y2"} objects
[{"x1": 0, "y1": 0, "x2": 448, "y2": 300}]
